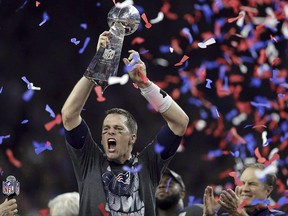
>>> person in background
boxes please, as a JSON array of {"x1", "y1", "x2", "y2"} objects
[
  {"x1": 156, "y1": 168, "x2": 203, "y2": 216},
  {"x1": 203, "y1": 163, "x2": 287, "y2": 216},
  {"x1": 0, "y1": 198, "x2": 18, "y2": 216},
  {"x1": 48, "y1": 192, "x2": 79, "y2": 216},
  {"x1": 61, "y1": 31, "x2": 189, "y2": 215}
]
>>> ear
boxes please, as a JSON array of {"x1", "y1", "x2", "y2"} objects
[
  {"x1": 180, "y1": 190, "x2": 185, "y2": 199},
  {"x1": 265, "y1": 185, "x2": 273, "y2": 197},
  {"x1": 129, "y1": 134, "x2": 137, "y2": 146}
]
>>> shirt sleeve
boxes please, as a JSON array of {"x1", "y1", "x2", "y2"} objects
[
  {"x1": 156, "y1": 124, "x2": 182, "y2": 160},
  {"x1": 64, "y1": 119, "x2": 88, "y2": 149}
]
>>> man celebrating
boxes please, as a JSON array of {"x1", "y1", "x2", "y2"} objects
[
  {"x1": 203, "y1": 163, "x2": 287, "y2": 216},
  {"x1": 61, "y1": 31, "x2": 189, "y2": 216}
]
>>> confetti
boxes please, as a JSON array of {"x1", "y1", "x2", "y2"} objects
[
  {"x1": 15, "y1": 0, "x2": 28, "y2": 12},
  {"x1": 70, "y1": 38, "x2": 80, "y2": 45},
  {"x1": 229, "y1": 171, "x2": 243, "y2": 186},
  {"x1": 33, "y1": 141, "x2": 53, "y2": 155},
  {"x1": 21, "y1": 119, "x2": 29, "y2": 124},
  {"x1": 108, "y1": 74, "x2": 129, "y2": 86},
  {"x1": 39, "y1": 11, "x2": 50, "y2": 26},
  {"x1": 251, "y1": 198, "x2": 270, "y2": 205},
  {"x1": 154, "y1": 143, "x2": 165, "y2": 154},
  {"x1": 94, "y1": 86, "x2": 106, "y2": 102},
  {"x1": 0, "y1": 86, "x2": 3, "y2": 93},
  {"x1": 6, "y1": 149, "x2": 23, "y2": 168},
  {"x1": 21, "y1": 76, "x2": 41, "y2": 90},
  {"x1": 141, "y1": 13, "x2": 152, "y2": 29},
  {"x1": 115, "y1": 0, "x2": 133, "y2": 9},
  {"x1": 227, "y1": 12, "x2": 245, "y2": 23},
  {"x1": 22, "y1": 89, "x2": 35, "y2": 102},
  {"x1": 198, "y1": 38, "x2": 216, "y2": 48},
  {"x1": 237, "y1": 200, "x2": 247, "y2": 213},
  {"x1": 254, "y1": 147, "x2": 266, "y2": 164},
  {"x1": 45, "y1": 104, "x2": 56, "y2": 118},
  {"x1": 0, "y1": 135, "x2": 10, "y2": 144},
  {"x1": 79, "y1": 37, "x2": 90, "y2": 54},
  {"x1": 174, "y1": 55, "x2": 189, "y2": 66},
  {"x1": 122, "y1": 164, "x2": 143, "y2": 173},
  {"x1": 44, "y1": 114, "x2": 62, "y2": 131},
  {"x1": 131, "y1": 37, "x2": 145, "y2": 45},
  {"x1": 98, "y1": 203, "x2": 109, "y2": 216},
  {"x1": 150, "y1": 12, "x2": 164, "y2": 24},
  {"x1": 80, "y1": 23, "x2": 87, "y2": 30},
  {"x1": 205, "y1": 79, "x2": 212, "y2": 89},
  {"x1": 36, "y1": 1, "x2": 40, "y2": 7},
  {"x1": 165, "y1": 177, "x2": 172, "y2": 192}
]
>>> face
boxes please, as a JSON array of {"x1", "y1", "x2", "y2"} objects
[
  {"x1": 155, "y1": 174, "x2": 183, "y2": 210},
  {"x1": 239, "y1": 167, "x2": 273, "y2": 206},
  {"x1": 101, "y1": 114, "x2": 136, "y2": 164}
]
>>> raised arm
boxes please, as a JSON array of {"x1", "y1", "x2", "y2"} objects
[
  {"x1": 61, "y1": 31, "x2": 110, "y2": 131},
  {"x1": 123, "y1": 50, "x2": 189, "y2": 136}
]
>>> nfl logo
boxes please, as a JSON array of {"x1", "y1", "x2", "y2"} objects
[{"x1": 2, "y1": 180, "x2": 15, "y2": 196}]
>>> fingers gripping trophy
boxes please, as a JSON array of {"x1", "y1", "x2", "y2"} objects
[{"x1": 84, "y1": 4, "x2": 140, "y2": 91}]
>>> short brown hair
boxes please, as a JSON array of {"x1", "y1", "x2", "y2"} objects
[{"x1": 105, "y1": 108, "x2": 138, "y2": 134}]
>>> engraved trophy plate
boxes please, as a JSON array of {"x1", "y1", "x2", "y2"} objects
[{"x1": 84, "y1": 5, "x2": 140, "y2": 92}]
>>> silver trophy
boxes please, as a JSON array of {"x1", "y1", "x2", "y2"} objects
[{"x1": 84, "y1": 5, "x2": 140, "y2": 91}]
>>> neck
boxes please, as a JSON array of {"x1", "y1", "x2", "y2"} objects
[{"x1": 157, "y1": 204, "x2": 183, "y2": 216}]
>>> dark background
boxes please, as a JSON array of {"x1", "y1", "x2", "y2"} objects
[{"x1": 0, "y1": 0, "x2": 287, "y2": 215}]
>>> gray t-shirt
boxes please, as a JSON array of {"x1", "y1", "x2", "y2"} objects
[{"x1": 66, "y1": 122, "x2": 177, "y2": 216}]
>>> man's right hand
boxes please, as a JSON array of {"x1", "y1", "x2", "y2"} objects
[
  {"x1": 0, "y1": 199, "x2": 18, "y2": 216},
  {"x1": 203, "y1": 186, "x2": 220, "y2": 216}
]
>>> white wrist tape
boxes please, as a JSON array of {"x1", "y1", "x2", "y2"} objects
[{"x1": 140, "y1": 82, "x2": 173, "y2": 113}]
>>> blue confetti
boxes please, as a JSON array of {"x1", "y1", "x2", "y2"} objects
[
  {"x1": 71, "y1": 38, "x2": 80, "y2": 45},
  {"x1": 15, "y1": 0, "x2": 28, "y2": 12},
  {"x1": 251, "y1": 198, "x2": 270, "y2": 205},
  {"x1": 45, "y1": 104, "x2": 56, "y2": 118},
  {"x1": 80, "y1": 23, "x2": 88, "y2": 29},
  {"x1": 21, "y1": 119, "x2": 29, "y2": 124},
  {"x1": 205, "y1": 79, "x2": 212, "y2": 89},
  {"x1": 22, "y1": 89, "x2": 35, "y2": 102},
  {"x1": 33, "y1": 141, "x2": 53, "y2": 155},
  {"x1": 165, "y1": 177, "x2": 172, "y2": 192},
  {"x1": 0, "y1": 135, "x2": 10, "y2": 144},
  {"x1": 225, "y1": 109, "x2": 238, "y2": 121},
  {"x1": 122, "y1": 164, "x2": 143, "y2": 173},
  {"x1": 39, "y1": 11, "x2": 50, "y2": 26},
  {"x1": 79, "y1": 37, "x2": 90, "y2": 54},
  {"x1": 0, "y1": 86, "x2": 3, "y2": 94},
  {"x1": 159, "y1": 45, "x2": 171, "y2": 53},
  {"x1": 154, "y1": 143, "x2": 165, "y2": 154}
]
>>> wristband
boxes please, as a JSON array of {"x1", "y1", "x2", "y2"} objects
[{"x1": 139, "y1": 82, "x2": 172, "y2": 113}]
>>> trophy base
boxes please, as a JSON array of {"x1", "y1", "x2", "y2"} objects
[{"x1": 85, "y1": 75, "x2": 109, "y2": 93}]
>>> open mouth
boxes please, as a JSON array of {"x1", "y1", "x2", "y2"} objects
[{"x1": 108, "y1": 138, "x2": 116, "y2": 152}]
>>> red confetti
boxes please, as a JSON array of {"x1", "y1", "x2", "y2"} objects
[
  {"x1": 94, "y1": 86, "x2": 106, "y2": 102},
  {"x1": 44, "y1": 114, "x2": 62, "y2": 131},
  {"x1": 237, "y1": 200, "x2": 247, "y2": 213},
  {"x1": 229, "y1": 171, "x2": 243, "y2": 186},
  {"x1": 98, "y1": 203, "x2": 109, "y2": 216},
  {"x1": 137, "y1": 65, "x2": 148, "y2": 83},
  {"x1": 264, "y1": 153, "x2": 280, "y2": 167},
  {"x1": 254, "y1": 147, "x2": 266, "y2": 164},
  {"x1": 141, "y1": 13, "x2": 152, "y2": 29},
  {"x1": 36, "y1": 1, "x2": 40, "y2": 7},
  {"x1": 270, "y1": 34, "x2": 278, "y2": 43},
  {"x1": 227, "y1": 13, "x2": 244, "y2": 23},
  {"x1": 174, "y1": 55, "x2": 189, "y2": 66},
  {"x1": 271, "y1": 57, "x2": 281, "y2": 66},
  {"x1": 131, "y1": 37, "x2": 145, "y2": 45},
  {"x1": 252, "y1": 125, "x2": 267, "y2": 129},
  {"x1": 6, "y1": 149, "x2": 23, "y2": 168},
  {"x1": 39, "y1": 208, "x2": 49, "y2": 216},
  {"x1": 275, "y1": 179, "x2": 286, "y2": 194},
  {"x1": 160, "y1": 2, "x2": 178, "y2": 20}
]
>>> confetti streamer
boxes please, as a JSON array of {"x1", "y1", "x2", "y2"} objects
[
  {"x1": 6, "y1": 149, "x2": 23, "y2": 168},
  {"x1": 0, "y1": 86, "x2": 3, "y2": 94},
  {"x1": 115, "y1": 0, "x2": 133, "y2": 9},
  {"x1": 15, "y1": 0, "x2": 28, "y2": 12},
  {"x1": 227, "y1": 12, "x2": 244, "y2": 23},
  {"x1": 94, "y1": 86, "x2": 106, "y2": 102},
  {"x1": 39, "y1": 11, "x2": 50, "y2": 26},
  {"x1": 174, "y1": 55, "x2": 189, "y2": 66},
  {"x1": 229, "y1": 171, "x2": 243, "y2": 186},
  {"x1": 35, "y1": 1, "x2": 40, "y2": 7},
  {"x1": 45, "y1": 104, "x2": 56, "y2": 118},
  {"x1": 154, "y1": 143, "x2": 165, "y2": 154},
  {"x1": 141, "y1": 13, "x2": 152, "y2": 29},
  {"x1": 165, "y1": 177, "x2": 172, "y2": 192},
  {"x1": 79, "y1": 37, "x2": 90, "y2": 54},
  {"x1": 254, "y1": 147, "x2": 266, "y2": 164},
  {"x1": 131, "y1": 37, "x2": 145, "y2": 45},
  {"x1": 205, "y1": 79, "x2": 212, "y2": 89},
  {"x1": 70, "y1": 38, "x2": 80, "y2": 45},
  {"x1": 80, "y1": 23, "x2": 87, "y2": 30},
  {"x1": 255, "y1": 164, "x2": 277, "y2": 179},
  {"x1": 0, "y1": 135, "x2": 10, "y2": 144},
  {"x1": 150, "y1": 12, "x2": 164, "y2": 24},
  {"x1": 21, "y1": 119, "x2": 29, "y2": 124},
  {"x1": 108, "y1": 74, "x2": 129, "y2": 86},
  {"x1": 237, "y1": 200, "x2": 247, "y2": 213},
  {"x1": 198, "y1": 38, "x2": 216, "y2": 48},
  {"x1": 98, "y1": 203, "x2": 109, "y2": 216},
  {"x1": 251, "y1": 198, "x2": 270, "y2": 205},
  {"x1": 21, "y1": 76, "x2": 41, "y2": 90},
  {"x1": 22, "y1": 89, "x2": 35, "y2": 102},
  {"x1": 33, "y1": 141, "x2": 53, "y2": 155},
  {"x1": 122, "y1": 164, "x2": 143, "y2": 173},
  {"x1": 264, "y1": 153, "x2": 280, "y2": 167},
  {"x1": 44, "y1": 114, "x2": 62, "y2": 131}
]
